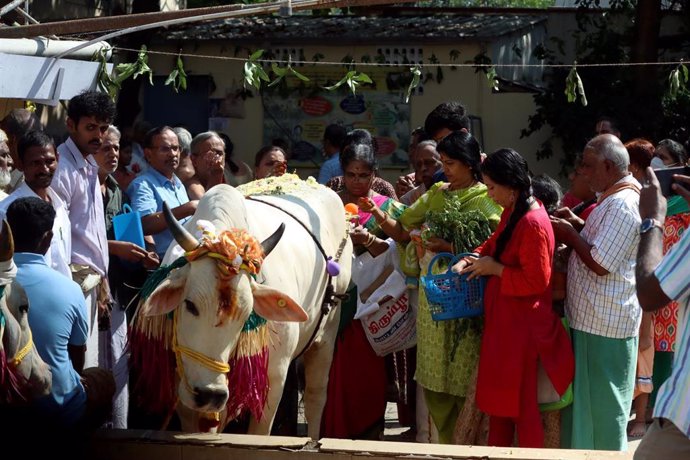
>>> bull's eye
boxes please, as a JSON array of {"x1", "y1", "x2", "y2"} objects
[
  {"x1": 184, "y1": 300, "x2": 200, "y2": 317},
  {"x1": 19, "y1": 304, "x2": 28, "y2": 314}
]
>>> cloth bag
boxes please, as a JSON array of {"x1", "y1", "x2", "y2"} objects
[
  {"x1": 352, "y1": 239, "x2": 416, "y2": 356},
  {"x1": 112, "y1": 204, "x2": 145, "y2": 248}
]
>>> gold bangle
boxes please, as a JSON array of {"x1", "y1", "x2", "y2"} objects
[{"x1": 364, "y1": 233, "x2": 376, "y2": 248}]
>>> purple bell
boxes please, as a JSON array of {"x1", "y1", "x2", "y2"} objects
[{"x1": 326, "y1": 257, "x2": 341, "y2": 276}]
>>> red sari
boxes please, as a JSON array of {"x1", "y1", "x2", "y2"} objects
[{"x1": 476, "y1": 206, "x2": 574, "y2": 418}]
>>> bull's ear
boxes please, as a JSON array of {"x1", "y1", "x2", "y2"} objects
[
  {"x1": 251, "y1": 281, "x2": 308, "y2": 322},
  {"x1": 139, "y1": 265, "x2": 189, "y2": 317}
]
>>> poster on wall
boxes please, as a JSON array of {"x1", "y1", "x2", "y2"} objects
[{"x1": 262, "y1": 73, "x2": 411, "y2": 169}]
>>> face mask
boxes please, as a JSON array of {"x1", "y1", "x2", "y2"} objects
[{"x1": 651, "y1": 157, "x2": 667, "y2": 170}]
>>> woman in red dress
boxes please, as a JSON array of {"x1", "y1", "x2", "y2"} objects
[{"x1": 454, "y1": 149, "x2": 574, "y2": 447}]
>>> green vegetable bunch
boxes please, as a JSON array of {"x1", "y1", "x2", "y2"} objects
[{"x1": 423, "y1": 206, "x2": 493, "y2": 255}]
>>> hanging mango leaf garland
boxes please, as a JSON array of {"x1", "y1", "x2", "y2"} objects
[
  {"x1": 405, "y1": 64, "x2": 422, "y2": 103},
  {"x1": 95, "y1": 47, "x2": 119, "y2": 99},
  {"x1": 667, "y1": 62, "x2": 689, "y2": 100},
  {"x1": 115, "y1": 45, "x2": 154, "y2": 85},
  {"x1": 486, "y1": 66, "x2": 499, "y2": 92},
  {"x1": 165, "y1": 55, "x2": 188, "y2": 93},
  {"x1": 244, "y1": 49, "x2": 270, "y2": 90},
  {"x1": 268, "y1": 58, "x2": 310, "y2": 88},
  {"x1": 565, "y1": 63, "x2": 587, "y2": 106},
  {"x1": 323, "y1": 70, "x2": 373, "y2": 96}
]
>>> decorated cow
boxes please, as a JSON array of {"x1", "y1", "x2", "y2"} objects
[
  {"x1": 130, "y1": 176, "x2": 352, "y2": 436},
  {"x1": 0, "y1": 221, "x2": 52, "y2": 407}
]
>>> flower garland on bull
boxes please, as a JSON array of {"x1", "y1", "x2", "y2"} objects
[
  {"x1": 0, "y1": 284, "x2": 33, "y2": 405},
  {"x1": 129, "y1": 221, "x2": 271, "y2": 427}
]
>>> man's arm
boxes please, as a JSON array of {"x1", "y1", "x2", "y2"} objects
[
  {"x1": 141, "y1": 201, "x2": 198, "y2": 235},
  {"x1": 550, "y1": 218, "x2": 609, "y2": 275},
  {"x1": 636, "y1": 167, "x2": 672, "y2": 311}
]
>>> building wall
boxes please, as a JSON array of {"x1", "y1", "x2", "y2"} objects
[{"x1": 145, "y1": 41, "x2": 557, "y2": 185}]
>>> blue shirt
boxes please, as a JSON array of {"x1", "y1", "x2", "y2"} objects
[
  {"x1": 653, "y1": 228, "x2": 690, "y2": 437},
  {"x1": 126, "y1": 168, "x2": 190, "y2": 259},
  {"x1": 15, "y1": 252, "x2": 88, "y2": 425},
  {"x1": 318, "y1": 152, "x2": 343, "y2": 185}
]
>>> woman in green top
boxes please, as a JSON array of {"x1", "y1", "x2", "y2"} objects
[{"x1": 362, "y1": 131, "x2": 502, "y2": 443}]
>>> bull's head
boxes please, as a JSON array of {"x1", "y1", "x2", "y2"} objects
[
  {"x1": 136, "y1": 204, "x2": 307, "y2": 415},
  {"x1": 0, "y1": 220, "x2": 52, "y2": 403}
]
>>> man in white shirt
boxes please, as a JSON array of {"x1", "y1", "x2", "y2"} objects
[
  {"x1": 52, "y1": 90, "x2": 115, "y2": 369},
  {"x1": 634, "y1": 168, "x2": 690, "y2": 459},
  {"x1": 551, "y1": 134, "x2": 642, "y2": 451},
  {"x1": 0, "y1": 130, "x2": 71, "y2": 278}
]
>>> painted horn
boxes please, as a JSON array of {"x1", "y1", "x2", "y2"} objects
[
  {"x1": 0, "y1": 219, "x2": 14, "y2": 262},
  {"x1": 261, "y1": 222, "x2": 285, "y2": 257},
  {"x1": 163, "y1": 202, "x2": 199, "y2": 252}
]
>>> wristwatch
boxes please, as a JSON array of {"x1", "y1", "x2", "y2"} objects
[{"x1": 640, "y1": 218, "x2": 663, "y2": 235}]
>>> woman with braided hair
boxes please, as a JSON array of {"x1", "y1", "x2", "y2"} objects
[{"x1": 453, "y1": 148, "x2": 574, "y2": 447}]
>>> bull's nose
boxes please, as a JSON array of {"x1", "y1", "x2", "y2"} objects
[{"x1": 194, "y1": 387, "x2": 228, "y2": 409}]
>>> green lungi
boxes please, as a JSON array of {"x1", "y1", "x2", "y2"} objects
[
  {"x1": 561, "y1": 329, "x2": 637, "y2": 451},
  {"x1": 650, "y1": 351, "x2": 674, "y2": 408}
]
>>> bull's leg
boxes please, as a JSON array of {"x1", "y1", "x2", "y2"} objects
[
  {"x1": 247, "y1": 356, "x2": 292, "y2": 435},
  {"x1": 301, "y1": 322, "x2": 337, "y2": 440}
]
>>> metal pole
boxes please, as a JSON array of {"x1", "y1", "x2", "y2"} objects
[{"x1": 0, "y1": 0, "x2": 26, "y2": 17}]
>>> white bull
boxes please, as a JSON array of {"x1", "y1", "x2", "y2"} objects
[
  {"x1": 133, "y1": 180, "x2": 352, "y2": 436},
  {"x1": 0, "y1": 221, "x2": 52, "y2": 407}
]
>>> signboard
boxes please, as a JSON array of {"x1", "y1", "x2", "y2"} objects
[{"x1": 262, "y1": 67, "x2": 411, "y2": 169}]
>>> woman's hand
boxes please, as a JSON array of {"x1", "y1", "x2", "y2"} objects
[
  {"x1": 349, "y1": 225, "x2": 371, "y2": 246},
  {"x1": 358, "y1": 196, "x2": 378, "y2": 213},
  {"x1": 457, "y1": 256, "x2": 504, "y2": 280},
  {"x1": 424, "y1": 236, "x2": 452, "y2": 254},
  {"x1": 451, "y1": 254, "x2": 478, "y2": 274}
]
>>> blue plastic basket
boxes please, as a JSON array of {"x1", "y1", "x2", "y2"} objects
[{"x1": 421, "y1": 252, "x2": 485, "y2": 321}]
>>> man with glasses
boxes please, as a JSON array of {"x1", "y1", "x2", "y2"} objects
[{"x1": 126, "y1": 126, "x2": 197, "y2": 259}]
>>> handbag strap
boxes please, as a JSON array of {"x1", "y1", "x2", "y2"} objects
[{"x1": 122, "y1": 203, "x2": 133, "y2": 214}]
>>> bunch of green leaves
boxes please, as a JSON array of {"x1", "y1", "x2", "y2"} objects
[
  {"x1": 268, "y1": 59, "x2": 310, "y2": 88},
  {"x1": 95, "y1": 45, "x2": 153, "y2": 100},
  {"x1": 323, "y1": 70, "x2": 373, "y2": 96},
  {"x1": 667, "y1": 63, "x2": 688, "y2": 100},
  {"x1": 423, "y1": 206, "x2": 493, "y2": 255},
  {"x1": 165, "y1": 55, "x2": 188, "y2": 93},
  {"x1": 565, "y1": 63, "x2": 587, "y2": 106},
  {"x1": 244, "y1": 49, "x2": 270, "y2": 90},
  {"x1": 405, "y1": 65, "x2": 422, "y2": 103}
]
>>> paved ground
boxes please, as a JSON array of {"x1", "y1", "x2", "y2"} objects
[{"x1": 300, "y1": 398, "x2": 642, "y2": 455}]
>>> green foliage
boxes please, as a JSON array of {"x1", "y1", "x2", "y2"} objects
[
  {"x1": 667, "y1": 63, "x2": 689, "y2": 99},
  {"x1": 244, "y1": 49, "x2": 270, "y2": 90},
  {"x1": 95, "y1": 45, "x2": 153, "y2": 100},
  {"x1": 564, "y1": 64, "x2": 587, "y2": 106},
  {"x1": 323, "y1": 70, "x2": 373, "y2": 96},
  {"x1": 423, "y1": 207, "x2": 493, "y2": 255},
  {"x1": 165, "y1": 55, "x2": 188, "y2": 93},
  {"x1": 406, "y1": 65, "x2": 422, "y2": 103},
  {"x1": 520, "y1": 0, "x2": 681, "y2": 174},
  {"x1": 267, "y1": 60, "x2": 310, "y2": 87}
]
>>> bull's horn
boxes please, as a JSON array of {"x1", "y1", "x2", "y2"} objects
[
  {"x1": 163, "y1": 202, "x2": 199, "y2": 252},
  {"x1": 0, "y1": 220, "x2": 14, "y2": 262},
  {"x1": 261, "y1": 223, "x2": 285, "y2": 257}
]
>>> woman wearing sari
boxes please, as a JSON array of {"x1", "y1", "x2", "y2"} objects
[
  {"x1": 321, "y1": 141, "x2": 406, "y2": 440},
  {"x1": 361, "y1": 131, "x2": 502, "y2": 443}
]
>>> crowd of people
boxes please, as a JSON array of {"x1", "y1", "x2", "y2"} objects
[{"x1": 0, "y1": 91, "x2": 689, "y2": 458}]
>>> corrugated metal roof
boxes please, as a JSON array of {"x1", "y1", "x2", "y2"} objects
[{"x1": 161, "y1": 14, "x2": 546, "y2": 44}]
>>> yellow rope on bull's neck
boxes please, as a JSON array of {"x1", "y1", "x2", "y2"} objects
[{"x1": 11, "y1": 328, "x2": 33, "y2": 367}]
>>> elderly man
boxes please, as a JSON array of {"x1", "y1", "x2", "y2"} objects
[
  {"x1": 52, "y1": 90, "x2": 115, "y2": 370},
  {"x1": 551, "y1": 134, "x2": 642, "y2": 451},
  {"x1": 0, "y1": 130, "x2": 71, "y2": 278},
  {"x1": 634, "y1": 168, "x2": 690, "y2": 459},
  {"x1": 126, "y1": 126, "x2": 197, "y2": 260},
  {"x1": 0, "y1": 108, "x2": 42, "y2": 193},
  {"x1": 400, "y1": 139, "x2": 442, "y2": 206},
  {"x1": 185, "y1": 131, "x2": 225, "y2": 200},
  {"x1": 0, "y1": 129, "x2": 13, "y2": 198}
]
